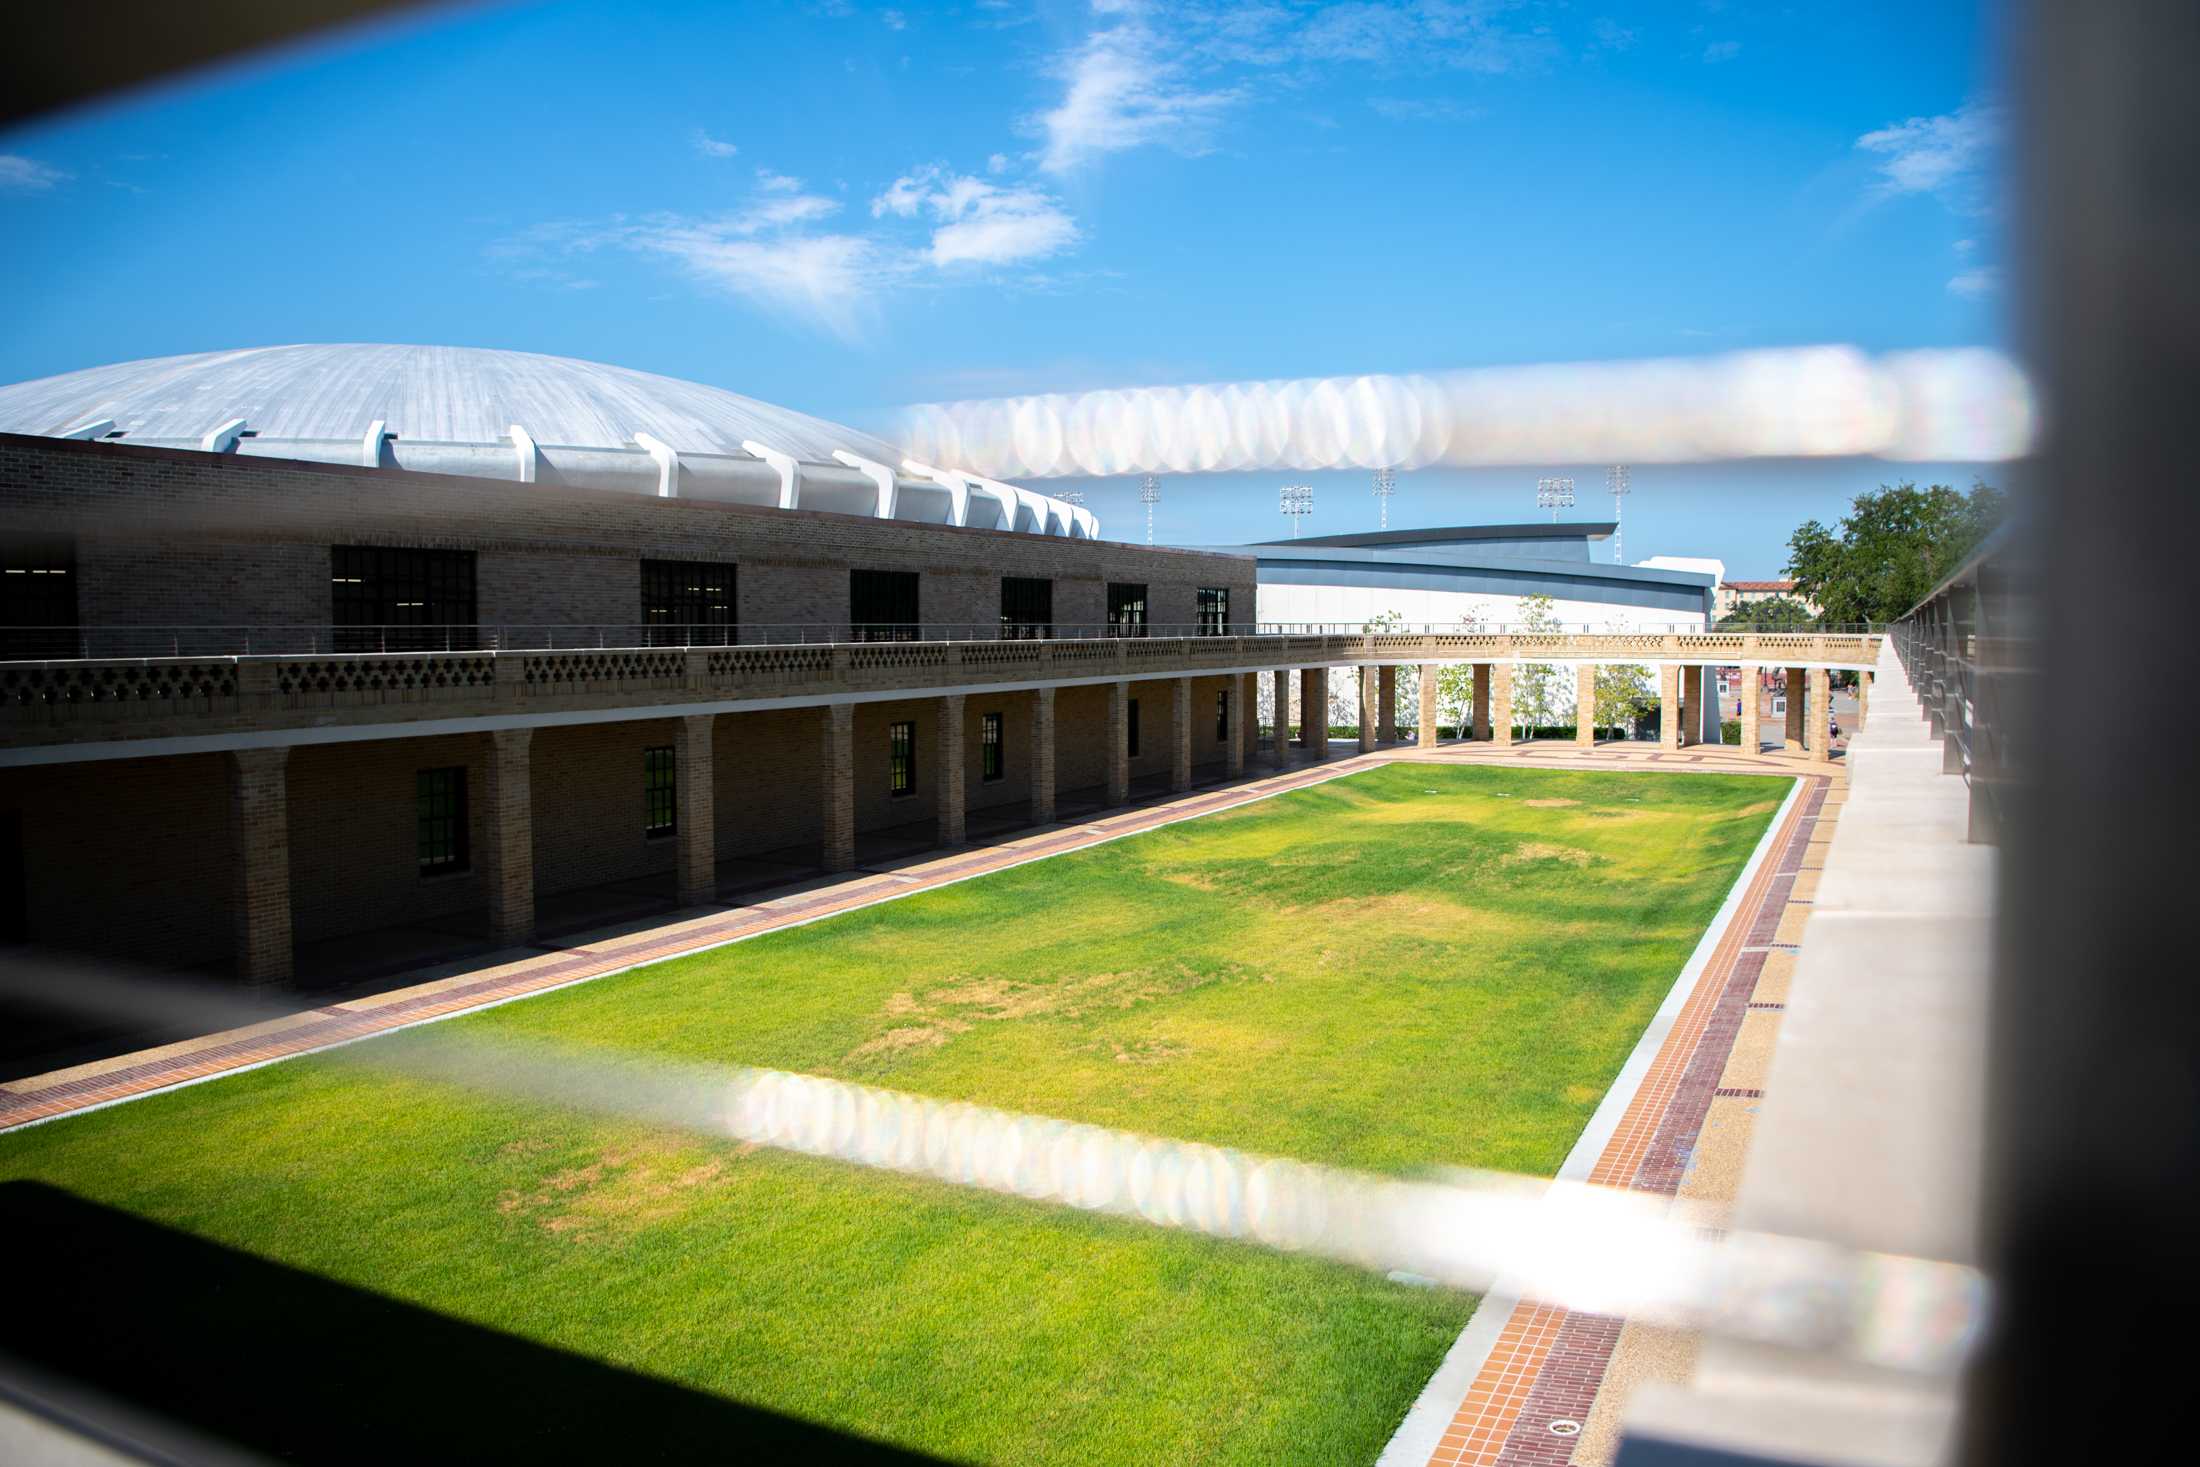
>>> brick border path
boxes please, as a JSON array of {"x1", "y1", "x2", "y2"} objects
[
  {"x1": 4, "y1": 747, "x2": 1412, "y2": 1130},
  {"x1": 1419, "y1": 764, "x2": 1834, "y2": 1467},
  {"x1": 4, "y1": 733, "x2": 1835, "y2": 1467}
]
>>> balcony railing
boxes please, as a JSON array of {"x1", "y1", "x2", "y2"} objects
[
  {"x1": 1889, "y1": 526, "x2": 2022, "y2": 843},
  {"x1": 0, "y1": 620, "x2": 1885, "y2": 660}
]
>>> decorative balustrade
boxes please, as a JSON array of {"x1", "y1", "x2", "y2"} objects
[{"x1": 0, "y1": 630, "x2": 1881, "y2": 752}]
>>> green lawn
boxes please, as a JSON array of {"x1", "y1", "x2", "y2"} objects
[{"x1": 0, "y1": 764, "x2": 1782, "y2": 1465}]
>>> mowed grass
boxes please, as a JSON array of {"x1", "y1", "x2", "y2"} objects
[{"x1": 0, "y1": 763, "x2": 1782, "y2": 1465}]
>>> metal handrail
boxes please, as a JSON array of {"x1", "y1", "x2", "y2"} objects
[
  {"x1": 1889, "y1": 529, "x2": 2019, "y2": 844},
  {"x1": 0, "y1": 620, "x2": 1887, "y2": 660}
]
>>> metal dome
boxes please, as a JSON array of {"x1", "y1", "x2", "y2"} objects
[{"x1": 0, "y1": 344, "x2": 1097, "y2": 538}]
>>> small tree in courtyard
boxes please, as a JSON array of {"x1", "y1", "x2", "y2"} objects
[
  {"x1": 1509, "y1": 594, "x2": 1564, "y2": 738},
  {"x1": 1434, "y1": 607, "x2": 1487, "y2": 733},
  {"x1": 1361, "y1": 610, "x2": 1418, "y2": 734},
  {"x1": 1595, "y1": 663, "x2": 1656, "y2": 738}
]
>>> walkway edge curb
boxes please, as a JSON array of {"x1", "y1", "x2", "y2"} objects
[{"x1": 1373, "y1": 770, "x2": 1805, "y2": 1467}]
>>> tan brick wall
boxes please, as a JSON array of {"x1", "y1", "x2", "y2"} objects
[
  {"x1": 714, "y1": 707, "x2": 825, "y2": 859},
  {"x1": 287, "y1": 732, "x2": 497, "y2": 942},
  {"x1": 1, "y1": 435, "x2": 1257, "y2": 643},
  {"x1": 0, "y1": 754, "x2": 232, "y2": 968},
  {"x1": 530, "y1": 720, "x2": 682, "y2": 898}
]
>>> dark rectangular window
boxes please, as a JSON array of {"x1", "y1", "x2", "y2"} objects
[
  {"x1": 852, "y1": 569, "x2": 921, "y2": 642},
  {"x1": 642, "y1": 560, "x2": 735, "y2": 647},
  {"x1": 0, "y1": 535, "x2": 78, "y2": 660},
  {"x1": 981, "y1": 711, "x2": 1004, "y2": 781},
  {"x1": 999, "y1": 577, "x2": 1053, "y2": 639},
  {"x1": 333, "y1": 546, "x2": 477, "y2": 653},
  {"x1": 1108, "y1": 582, "x2": 1148, "y2": 637},
  {"x1": 416, "y1": 767, "x2": 469, "y2": 875},
  {"x1": 1216, "y1": 689, "x2": 1230, "y2": 742},
  {"x1": 889, "y1": 720, "x2": 917, "y2": 795},
  {"x1": 1196, "y1": 586, "x2": 1230, "y2": 635},
  {"x1": 644, "y1": 746, "x2": 676, "y2": 836},
  {"x1": 1128, "y1": 698, "x2": 1141, "y2": 757}
]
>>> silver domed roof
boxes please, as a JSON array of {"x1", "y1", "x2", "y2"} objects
[
  {"x1": 0, "y1": 344, "x2": 1098, "y2": 538},
  {"x1": 0, "y1": 343, "x2": 905, "y2": 464}
]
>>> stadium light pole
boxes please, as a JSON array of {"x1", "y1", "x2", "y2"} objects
[
  {"x1": 1607, "y1": 464, "x2": 1630, "y2": 564},
  {"x1": 1536, "y1": 476, "x2": 1575, "y2": 523},
  {"x1": 1138, "y1": 475, "x2": 1160, "y2": 546},
  {"x1": 1280, "y1": 483, "x2": 1314, "y2": 538},
  {"x1": 1371, "y1": 468, "x2": 1397, "y2": 531}
]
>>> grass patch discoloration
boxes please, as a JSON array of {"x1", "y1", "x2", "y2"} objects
[{"x1": 0, "y1": 763, "x2": 1783, "y2": 1466}]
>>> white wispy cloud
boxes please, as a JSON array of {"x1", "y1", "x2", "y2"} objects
[
  {"x1": 1590, "y1": 18, "x2": 1637, "y2": 52},
  {"x1": 1033, "y1": 2, "x2": 1556, "y2": 174},
  {"x1": 1855, "y1": 101, "x2": 2002, "y2": 203},
  {"x1": 882, "y1": 7, "x2": 906, "y2": 29},
  {"x1": 1702, "y1": 40, "x2": 1741, "y2": 63},
  {"x1": 1947, "y1": 266, "x2": 2002, "y2": 298},
  {"x1": 495, "y1": 158, "x2": 1080, "y2": 337},
  {"x1": 693, "y1": 130, "x2": 739, "y2": 159},
  {"x1": 1037, "y1": 7, "x2": 1241, "y2": 173},
  {"x1": 871, "y1": 164, "x2": 1079, "y2": 267},
  {"x1": 1368, "y1": 96, "x2": 1483, "y2": 124},
  {"x1": 0, "y1": 154, "x2": 68, "y2": 191}
]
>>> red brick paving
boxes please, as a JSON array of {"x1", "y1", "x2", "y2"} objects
[{"x1": 1418, "y1": 762, "x2": 1833, "y2": 1466}]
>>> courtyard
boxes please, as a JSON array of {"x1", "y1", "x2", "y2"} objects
[{"x1": 0, "y1": 762, "x2": 1783, "y2": 1464}]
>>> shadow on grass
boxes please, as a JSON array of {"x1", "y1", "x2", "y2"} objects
[{"x1": 0, "y1": 1181, "x2": 949, "y2": 1465}]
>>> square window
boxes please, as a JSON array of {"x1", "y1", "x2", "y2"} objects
[
  {"x1": 1196, "y1": 587, "x2": 1230, "y2": 635},
  {"x1": 642, "y1": 560, "x2": 736, "y2": 647},
  {"x1": 416, "y1": 767, "x2": 469, "y2": 874},
  {"x1": 333, "y1": 545, "x2": 477, "y2": 653},
  {"x1": 889, "y1": 720, "x2": 917, "y2": 796},
  {"x1": 981, "y1": 711, "x2": 1004, "y2": 782},
  {"x1": 644, "y1": 746, "x2": 676, "y2": 836},
  {"x1": 853, "y1": 570, "x2": 921, "y2": 642},
  {"x1": 999, "y1": 577, "x2": 1053, "y2": 639},
  {"x1": 1107, "y1": 582, "x2": 1147, "y2": 638}
]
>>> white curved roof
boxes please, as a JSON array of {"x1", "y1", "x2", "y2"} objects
[
  {"x1": 0, "y1": 343, "x2": 907, "y2": 463},
  {"x1": 0, "y1": 344, "x2": 1097, "y2": 538}
]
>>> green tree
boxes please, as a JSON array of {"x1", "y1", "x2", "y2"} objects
[
  {"x1": 1509, "y1": 594, "x2": 1564, "y2": 737},
  {"x1": 1785, "y1": 481, "x2": 2004, "y2": 625},
  {"x1": 1715, "y1": 594, "x2": 1818, "y2": 631},
  {"x1": 1434, "y1": 606, "x2": 1487, "y2": 732},
  {"x1": 1361, "y1": 610, "x2": 1418, "y2": 733},
  {"x1": 1594, "y1": 663, "x2": 1655, "y2": 737}
]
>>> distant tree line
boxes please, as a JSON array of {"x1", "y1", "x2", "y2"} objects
[{"x1": 1781, "y1": 480, "x2": 2005, "y2": 626}]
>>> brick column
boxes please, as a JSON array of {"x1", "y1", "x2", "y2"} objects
[
  {"x1": 937, "y1": 693, "x2": 967, "y2": 844},
  {"x1": 1418, "y1": 662, "x2": 1438, "y2": 749},
  {"x1": 1489, "y1": 663, "x2": 1514, "y2": 747},
  {"x1": 1239, "y1": 672, "x2": 1260, "y2": 771},
  {"x1": 821, "y1": 703, "x2": 854, "y2": 871},
  {"x1": 1105, "y1": 681, "x2": 1130, "y2": 805},
  {"x1": 1785, "y1": 666, "x2": 1806, "y2": 750},
  {"x1": 1675, "y1": 665, "x2": 1692, "y2": 747},
  {"x1": 1224, "y1": 676, "x2": 1245, "y2": 777},
  {"x1": 1377, "y1": 666, "x2": 1398, "y2": 744},
  {"x1": 1857, "y1": 669, "x2": 1872, "y2": 730},
  {"x1": 673, "y1": 714, "x2": 717, "y2": 905},
  {"x1": 228, "y1": 746, "x2": 293, "y2": 986},
  {"x1": 1271, "y1": 668, "x2": 1292, "y2": 766},
  {"x1": 1659, "y1": 663, "x2": 1682, "y2": 752},
  {"x1": 1303, "y1": 668, "x2": 1329, "y2": 761},
  {"x1": 1031, "y1": 686, "x2": 1057, "y2": 824},
  {"x1": 1169, "y1": 677, "x2": 1193, "y2": 792},
  {"x1": 1358, "y1": 665, "x2": 1379, "y2": 752},
  {"x1": 1738, "y1": 664, "x2": 1762, "y2": 754},
  {"x1": 1575, "y1": 663, "x2": 1598, "y2": 748},
  {"x1": 481, "y1": 728, "x2": 535, "y2": 943},
  {"x1": 1809, "y1": 666, "x2": 1832, "y2": 763},
  {"x1": 1473, "y1": 663, "x2": 1492, "y2": 740}
]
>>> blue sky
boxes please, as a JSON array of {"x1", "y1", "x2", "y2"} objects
[{"x1": 0, "y1": 0, "x2": 2010, "y2": 575}]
